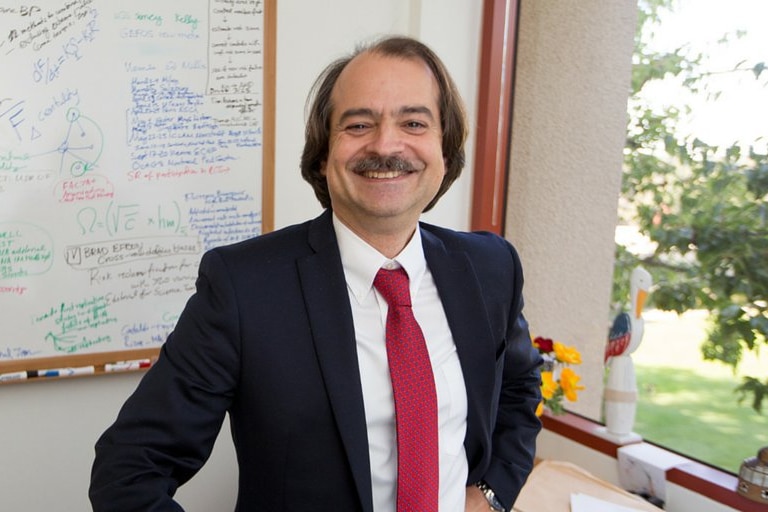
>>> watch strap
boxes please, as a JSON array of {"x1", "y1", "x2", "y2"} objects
[{"x1": 476, "y1": 481, "x2": 505, "y2": 512}]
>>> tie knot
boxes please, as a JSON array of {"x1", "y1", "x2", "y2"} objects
[{"x1": 374, "y1": 267, "x2": 411, "y2": 307}]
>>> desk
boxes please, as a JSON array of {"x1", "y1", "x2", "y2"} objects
[{"x1": 513, "y1": 460, "x2": 663, "y2": 511}]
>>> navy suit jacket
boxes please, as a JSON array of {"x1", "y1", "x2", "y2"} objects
[{"x1": 90, "y1": 210, "x2": 542, "y2": 511}]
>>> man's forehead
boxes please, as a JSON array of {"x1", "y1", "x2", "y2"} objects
[{"x1": 329, "y1": 53, "x2": 440, "y2": 118}]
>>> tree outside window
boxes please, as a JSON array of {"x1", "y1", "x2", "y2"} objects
[{"x1": 614, "y1": 0, "x2": 768, "y2": 473}]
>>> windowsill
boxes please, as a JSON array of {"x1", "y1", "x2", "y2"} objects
[{"x1": 540, "y1": 411, "x2": 763, "y2": 512}]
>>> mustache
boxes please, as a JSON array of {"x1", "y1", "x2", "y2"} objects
[{"x1": 350, "y1": 155, "x2": 424, "y2": 173}]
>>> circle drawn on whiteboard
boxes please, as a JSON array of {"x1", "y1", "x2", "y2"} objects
[{"x1": 57, "y1": 107, "x2": 104, "y2": 177}]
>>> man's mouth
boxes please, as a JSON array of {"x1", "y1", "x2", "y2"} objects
[
  {"x1": 350, "y1": 155, "x2": 422, "y2": 179},
  {"x1": 360, "y1": 169, "x2": 410, "y2": 179}
]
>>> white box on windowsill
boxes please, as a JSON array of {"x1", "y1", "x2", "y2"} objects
[{"x1": 617, "y1": 442, "x2": 690, "y2": 503}]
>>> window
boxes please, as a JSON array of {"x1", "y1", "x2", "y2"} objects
[{"x1": 615, "y1": 0, "x2": 768, "y2": 474}]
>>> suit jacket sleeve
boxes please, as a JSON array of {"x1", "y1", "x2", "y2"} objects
[
  {"x1": 89, "y1": 249, "x2": 240, "y2": 511},
  {"x1": 479, "y1": 237, "x2": 543, "y2": 509}
]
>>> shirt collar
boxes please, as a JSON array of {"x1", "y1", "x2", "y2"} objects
[{"x1": 332, "y1": 213, "x2": 427, "y2": 303}]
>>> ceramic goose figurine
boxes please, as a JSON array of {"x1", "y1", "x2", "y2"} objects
[
  {"x1": 603, "y1": 266, "x2": 652, "y2": 439},
  {"x1": 605, "y1": 266, "x2": 652, "y2": 361}
]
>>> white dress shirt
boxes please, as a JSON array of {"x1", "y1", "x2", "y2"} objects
[{"x1": 333, "y1": 214, "x2": 469, "y2": 512}]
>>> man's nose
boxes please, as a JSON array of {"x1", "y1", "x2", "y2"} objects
[{"x1": 366, "y1": 122, "x2": 404, "y2": 155}]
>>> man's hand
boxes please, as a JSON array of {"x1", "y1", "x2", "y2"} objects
[{"x1": 465, "y1": 484, "x2": 491, "y2": 512}]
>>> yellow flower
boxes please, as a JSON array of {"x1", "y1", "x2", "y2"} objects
[
  {"x1": 540, "y1": 371, "x2": 557, "y2": 400},
  {"x1": 553, "y1": 342, "x2": 582, "y2": 365},
  {"x1": 533, "y1": 334, "x2": 586, "y2": 415},
  {"x1": 559, "y1": 367, "x2": 585, "y2": 402}
]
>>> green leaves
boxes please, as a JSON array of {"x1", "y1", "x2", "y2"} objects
[
  {"x1": 736, "y1": 377, "x2": 768, "y2": 413},
  {"x1": 616, "y1": 0, "x2": 768, "y2": 413}
]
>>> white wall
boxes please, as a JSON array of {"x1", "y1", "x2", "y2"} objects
[{"x1": 0, "y1": 1, "x2": 482, "y2": 510}]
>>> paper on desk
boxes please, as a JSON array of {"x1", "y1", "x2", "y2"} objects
[{"x1": 571, "y1": 493, "x2": 647, "y2": 512}]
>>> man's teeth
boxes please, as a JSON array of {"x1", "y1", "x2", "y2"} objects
[{"x1": 362, "y1": 170, "x2": 405, "y2": 179}]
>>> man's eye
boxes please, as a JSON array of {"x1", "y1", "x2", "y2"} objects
[
  {"x1": 405, "y1": 121, "x2": 427, "y2": 130},
  {"x1": 345, "y1": 123, "x2": 369, "y2": 132}
]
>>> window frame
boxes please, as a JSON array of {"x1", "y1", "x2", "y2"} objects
[{"x1": 471, "y1": 0, "x2": 520, "y2": 233}]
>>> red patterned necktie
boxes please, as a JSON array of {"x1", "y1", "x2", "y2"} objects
[{"x1": 374, "y1": 267, "x2": 439, "y2": 512}]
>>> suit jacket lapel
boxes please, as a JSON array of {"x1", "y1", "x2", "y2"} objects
[
  {"x1": 421, "y1": 227, "x2": 497, "y2": 479},
  {"x1": 297, "y1": 211, "x2": 374, "y2": 512}
]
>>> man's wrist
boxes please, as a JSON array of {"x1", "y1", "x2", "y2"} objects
[{"x1": 475, "y1": 481, "x2": 505, "y2": 512}]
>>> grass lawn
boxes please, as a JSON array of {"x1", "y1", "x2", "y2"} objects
[{"x1": 632, "y1": 309, "x2": 768, "y2": 474}]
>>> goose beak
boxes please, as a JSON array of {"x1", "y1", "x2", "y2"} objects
[{"x1": 635, "y1": 289, "x2": 648, "y2": 318}]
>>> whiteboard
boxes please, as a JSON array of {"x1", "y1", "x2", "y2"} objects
[{"x1": 0, "y1": 0, "x2": 274, "y2": 373}]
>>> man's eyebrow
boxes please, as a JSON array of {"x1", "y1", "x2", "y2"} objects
[
  {"x1": 336, "y1": 105, "x2": 436, "y2": 125},
  {"x1": 398, "y1": 105, "x2": 436, "y2": 121},
  {"x1": 337, "y1": 108, "x2": 376, "y2": 125}
]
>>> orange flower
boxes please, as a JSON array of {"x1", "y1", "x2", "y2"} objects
[
  {"x1": 535, "y1": 400, "x2": 545, "y2": 417},
  {"x1": 540, "y1": 371, "x2": 557, "y2": 400},
  {"x1": 559, "y1": 367, "x2": 585, "y2": 402},
  {"x1": 554, "y1": 342, "x2": 582, "y2": 365}
]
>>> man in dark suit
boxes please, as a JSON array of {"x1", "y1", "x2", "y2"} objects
[{"x1": 90, "y1": 36, "x2": 542, "y2": 512}]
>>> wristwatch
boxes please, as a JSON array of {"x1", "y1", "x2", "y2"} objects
[{"x1": 475, "y1": 481, "x2": 505, "y2": 512}]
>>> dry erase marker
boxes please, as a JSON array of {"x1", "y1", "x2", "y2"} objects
[
  {"x1": 104, "y1": 359, "x2": 152, "y2": 372},
  {"x1": 0, "y1": 371, "x2": 31, "y2": 382},
  {"x1": 31, "y1": 366, "x2": 96, "y2": 378}
]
